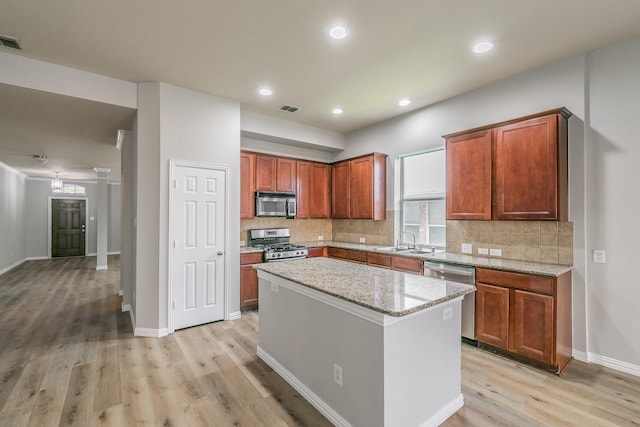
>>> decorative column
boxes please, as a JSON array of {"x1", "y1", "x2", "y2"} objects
[{"x1": 94, "y1": 167, "x2": 110, "y2": 270}]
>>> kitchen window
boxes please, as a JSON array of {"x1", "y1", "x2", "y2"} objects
[{"x1": 399, "y1": 148, "x2": 445, "y2": 247}]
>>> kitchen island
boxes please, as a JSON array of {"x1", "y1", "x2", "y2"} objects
[{"x1": 253, "y1": 257, "x2": 475, "y2": 427}]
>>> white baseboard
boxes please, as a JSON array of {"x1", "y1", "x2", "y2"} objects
[
  {"x1": 257, "y1": 346, "x2": 352, "y2": 427},
  {"x1": 572, "y1": 349, "x2": 589, "y2": 363},
  {"x1": 107, "y1": 251, "x2": 121, "y2": 255},
  {"x1": 588, "y1": 352, "x2": 640, "y2": 377},
  {"x1": 228, "y1": 311, "x2": 242, "y2": 320},
  {"x1": 0, "y1": 259, "x2": 25, "y2": 276},
  {"x1": 26, "y1": 256, "x2": 48, "y2": 261},
  {"x1": 134, "y1": 327, "x2": 169, "y2": 337},
  {"x1": 422, "y1": 394, "x2": 464, "y2": 427},
  {"x1": 96, "y1": 265, "x2": 108, "y2": 271},
  {"x1": 122, "y1": 303, "x2": 131, "y2": 312}
]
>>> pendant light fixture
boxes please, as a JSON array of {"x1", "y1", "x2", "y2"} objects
[{"x1": 51, "y1": 172, "x2": 63, "y2": 191}]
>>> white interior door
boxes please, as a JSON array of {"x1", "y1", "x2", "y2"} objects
[{"x1": 172, "y1": 163, "x2": 226, "y2": 330}]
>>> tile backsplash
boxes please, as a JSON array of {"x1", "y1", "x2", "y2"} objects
[
  {"x1": 240, "y1": 211, "x2": 394, "y2": 246},
  {"x1": 446, "y1": 220, "x2": 573, "y2": 265},
  {"x1": 332, "y1": 211, "x2": 394, "y2": 246},
  {"x1": 241, "y1": 218, "x2": 333, "y2": 244}
]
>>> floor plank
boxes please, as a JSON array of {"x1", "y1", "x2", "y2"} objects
[{"x1": 1, "y1": 256, "x2": 639, "y2": 426}]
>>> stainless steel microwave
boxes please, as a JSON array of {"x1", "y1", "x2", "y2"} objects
[{"x1": 255, "y1": 192, "x2": 296, "y2": 218}]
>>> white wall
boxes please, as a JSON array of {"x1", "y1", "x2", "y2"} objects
[
  {"x1": 135, "y1": 82, "x2": 241, "y2": 333},
  {"x1": 339, "y1": 36, "x2": 640, "y2": 372},
  {"x1": 0, "y1": 163, "x2": 27, "y2": 274},
  {"x1": 584, "y1": 36, "x2": 640, "y2": 369}
]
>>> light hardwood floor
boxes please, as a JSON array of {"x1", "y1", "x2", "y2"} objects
[{"x1": 0, "y1": 256, "x2": 638, "y2": 426}]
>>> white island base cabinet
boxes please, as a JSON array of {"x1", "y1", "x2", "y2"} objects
[{"x1": 256, "y1": 270, "x2": 465, "y2": 427}]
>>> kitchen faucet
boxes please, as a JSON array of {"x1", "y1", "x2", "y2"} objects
[{"x1": 398, "y1": 231, "x2": 417, "y2": 249}]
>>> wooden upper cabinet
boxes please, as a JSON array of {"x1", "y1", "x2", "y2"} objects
[
  {"x1": 444, "y1": 108, "x2": 570, "y2": 221},
  {"x1": 254, "y1": 155, "x2": 297, "y2": 193},
  {"x1": 494, "y1": 113, "x2": 567, "y2": 220},
  {"x1": 240, "y1": 151, "x2": 255, "y2": 219},
  {"x1": 331, "y1": 160, "x2": 351, "y2": 219},
  {"x1": 255, "y1": 155, "x2": 277, "y2": 191},
  {"x1": 332, "y1": 153, "x2": 387, "y2": 220},
  {"x1": 296, "y1": 161, "x2": 311, "y2": 219},
  {"x1": 276, "y1": 158, "x2": 296, "y2": 192},
  {"x1": 310, "y1": 162, "x2": 331, "y2": 219},
  {"x1": 446, "y1": 129, "x2": 492, "y2": 220}
]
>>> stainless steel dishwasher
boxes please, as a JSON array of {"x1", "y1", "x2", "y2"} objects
[{"x1": 424, "y1": 261, "x2": 476, "y2": 343}]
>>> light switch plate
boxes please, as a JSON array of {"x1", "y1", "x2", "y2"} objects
[
  {"x1": 490, "y1": 248, "x2": 502, "y2": 257},
  {"x1": 359, "y1": 237, "x2": 366, "y2": 243},
  {"x1": 478, "y1": 248, "x2": 489, "y2": 255},
  {"x1": 461, "y1": 243, "x2": 472, "y2": 254},
  {"x1": 318, "y1": 235, "x2": 324, "y2": 241},
  {"x1": 594, "y1": 250, "x2": 606, "y2": 264}
]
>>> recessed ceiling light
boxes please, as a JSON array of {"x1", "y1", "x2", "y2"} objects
[
  {"x1": 398, "y1": 98, "x2": 411, "y2": 107},
  {"x1": 259, "y1": 88, "x2": 273, "y2": 96},
  {"x1": 473, "y1": 41, "x2": 494, "y2": 54},
  {"x1": 329, "y1": 26, "x2": 348, "y2": 40},
  {"x1": 332, "y1": 108, "x2": 344, "y2": 115}
]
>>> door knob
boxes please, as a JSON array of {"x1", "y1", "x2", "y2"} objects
[{"x1": 217, "y1": 251, "x2": 224, "y2": 256}]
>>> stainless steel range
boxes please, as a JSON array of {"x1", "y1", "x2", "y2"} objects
[{"x1": 249, "y1": 228, "x2": 308, "y2": 262}]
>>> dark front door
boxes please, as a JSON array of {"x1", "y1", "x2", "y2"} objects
[{"x1": 52, "y1": 199, "x2": 86, "y2": 257}]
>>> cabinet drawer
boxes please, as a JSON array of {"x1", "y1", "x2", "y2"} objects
[
  {"x1": 476, "y1": 268, "x2": 554, "y2": 295},
  {"x1": 328, "y1": 247, "x2": 347, "y2": 259},
  {"x1": 307, "y1": 247, "x2": 327, "y2": 258},
  {"x1": 367, "y1": 252, "x2": 392, "y2": 268},
  {"x1": 346, "y1": 249, "x2": 367, "y2": 263},
  {"x1": 391, "y1": 256, "x2": 423, "y2": 274},
  {"x1": 240, "y1": 252, "x2": 263, "y2": 265}
]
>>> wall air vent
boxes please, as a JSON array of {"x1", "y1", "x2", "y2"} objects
[
  {"x1": 279, "y1": 104, "x2": 301, "y2": 113},
  {"x1": 0, "y1": 34, "x2": 22, "y2": 50}
]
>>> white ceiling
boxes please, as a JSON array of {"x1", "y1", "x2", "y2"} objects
[{"x1": 1, "y1": 0, "x2": 640, "y2": 180}]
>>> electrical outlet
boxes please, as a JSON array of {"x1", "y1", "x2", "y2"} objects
[
  {"x1": 461, "y1": 243, "x2": 472, "y2": 254},
  {"x1": 333, "y1": 364, "x2": 343, "y2": 387},
  {"x1": 240, "y1": 240, "x2": 246, "y2": 247},
  {"x1": 593, "y1": 250, "x2": 606, "y2": 264},
  {"x1": 443, "y1": 306, "x2": 453, "y2": 320},
  {"x1": 271, "y1": 283, "x2": 278, "y2": 292},
  {"x1": 490, "y1": 248, "x2": 502, "y2": 257},
  {"x1": 359, "y1": 237, "x2": 366, "y2": 243},
  {"x1": 478, "y1": 248, "x2": 489, "y2": 255},
  {"x1": 318, "y1": 235, "x2": 324, "y2": 241}
]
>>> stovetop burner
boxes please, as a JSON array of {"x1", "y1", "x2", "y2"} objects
[{"x1": 249, "y1": 227, "x2": 308, "y2": 262}]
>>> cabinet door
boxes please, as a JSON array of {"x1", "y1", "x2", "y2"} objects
[
  {"x1": 296, "y1": 161, "x2": 311, "y2": 219},
  {"x1": 307, "y1": 247, "x2": 327, "y2": 258},
  {"x1": 328, "y1": 247, "x2": 347, "y2": 259},
  {"x1": 276, "y1": 158, "x2": 297, "y2": 192},
  {"x1": 255, "y1": 155, "x2": 276, "y2": 191},
  {"x1": 310, "y1": 163, "x2": 331, "y2": 219},
  {"x1": 494, "y1": 114, "x2": 559, "y2": 220},
  {"x1": 476, "y1": 283, "x2": 510, "y2": 350},
  {"x1": 240, "y1": 152, "x2": 255, "y2": 219},
  {"x1": 446, "y1": 129, "x2": 492, "y2": 220},
  {"x1": 331, "y1": 161, "x2": 350, "y2": 218},
  {"x1": 391, "y1": 256, "x2": 423, "y2": 274},
  {"x1": 350, "y1": 156, "x2": 374, "y2": 219},
  {"x1": 240, "y1": 264, "x2": 258, "y2": 310},
  {"x1": 513, "y1": 289, "x2": 554, "y2": 364}
]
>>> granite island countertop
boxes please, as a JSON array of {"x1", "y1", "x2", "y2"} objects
[{"x1": 253, "y1": 257, "x2": 475, "y2": 317}]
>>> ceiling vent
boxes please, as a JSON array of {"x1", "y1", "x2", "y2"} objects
[
  {"x1": 0, "y1": 34, "x2": 22, "y2": 50},
  {"x1": 279, "y1": 104, "x2": 301, "y2": 113}
]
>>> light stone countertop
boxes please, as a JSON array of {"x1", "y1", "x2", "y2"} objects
[
  {"x1": 242, "y1": 240, "x2": 572, "y2": 276},
  {"x1": 253, "y1": 257, "x2": 475, "y2": 317},
  {"x1": 296, "y1": 240, "x2": 572, "y2": 277}
]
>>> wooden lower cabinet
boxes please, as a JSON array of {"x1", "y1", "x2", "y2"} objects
[
  {"x1": 328, "y1": 247, "x2": 423, "y2": 275},
  {"x1": 390, "y1": 256, "x2": 423, "y2": 274},
  {"x1": 240, "y1": 252, "x2": 263, "y2": 311},
  {"x1": 476, "y1": 283, "x2": 510, "y2": 349},
  {"x1": 367, "y1": 252, "x2": 392, "y2": 269},
  {"x1": 475, "y1": 267, "x2": 572, "y2": 374},
  {"x1": 328, "y1": 247, "x2": 347, "y2": 259},
  {"x1": 307, "y1": 246, "x2": 327, "y2": 258}
]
